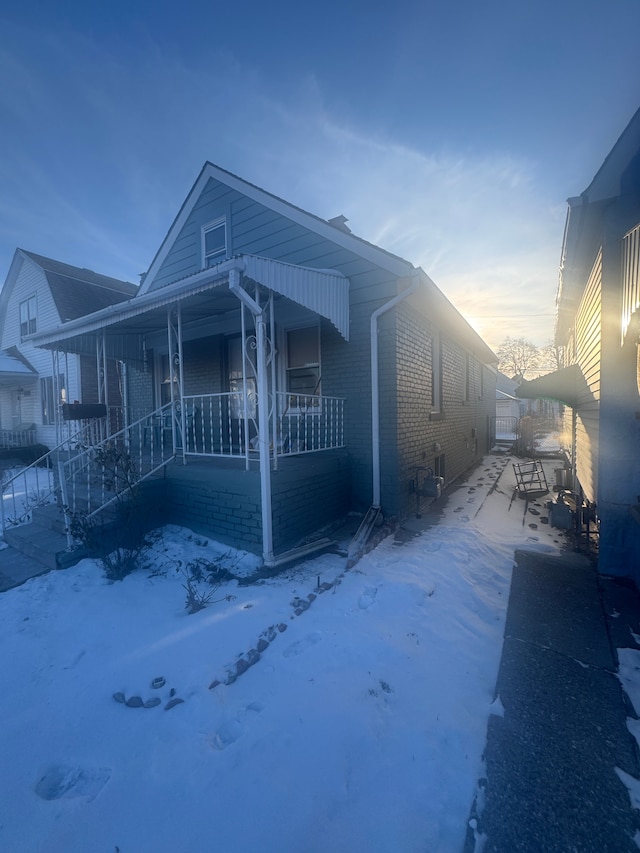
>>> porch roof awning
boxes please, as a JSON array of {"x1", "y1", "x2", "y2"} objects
[
  {"x1": 28, "y1": 255, "x2": 350, "y2": 356},
  {"x1": 516, "y1": 364, "x2": 589, "y2": 408},
  {"x1": 242, "y1": 256, "x2": 349, "y2": 340},
  {"x1": 0, "y1": 349, "x2": 38, "y2": 385}
]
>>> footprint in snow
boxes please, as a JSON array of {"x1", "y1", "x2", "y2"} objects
[
  {"x1": 209, "y1": 703, "x2": 264, "y2": 751},
  {"x1": 211, "y1": 719, "x2": 243, "y2": 750},
  {"x1": 35, "y1": 765, "x2": 111, "y2": 801},
  {"x1": 283, "y1": 631, "x2": 322, "y2": 657},
  {"x1": 358, "y1": 588, "x2": 378, "y2": 610}
]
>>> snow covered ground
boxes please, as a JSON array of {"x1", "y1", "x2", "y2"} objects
[{"x1": 0, "y1": 456, "x2": 568, "y2": 852}]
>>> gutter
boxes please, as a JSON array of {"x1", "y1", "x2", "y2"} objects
[{"x1": 370, "y1": 274, "x2": 420, "y2": 508}]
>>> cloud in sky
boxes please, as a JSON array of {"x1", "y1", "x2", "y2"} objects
[{"x1": 0, "y1": 17, "x2": 613, "y2": 351}]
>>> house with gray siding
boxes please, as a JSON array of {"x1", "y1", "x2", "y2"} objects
[
  {"x1": 0, "y1": 249, "x2": 137, "y2": 448},
  {"x1": 518, "y1": 107, "x2": 640, "y2": 586},
  {"x1": 29, "y1": 163, "x2": 497, "y2": 566}
]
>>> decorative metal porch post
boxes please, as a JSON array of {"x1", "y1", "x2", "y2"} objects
[
  {"x1": 229, "y1": 269, "x2": 275, "y2": 565},
  {"x1": 167, "y1": 305, "x2": 186, "y2": 463},
  {"x1": 96, "y1": 328, "x2": 110, "y2": 439}
]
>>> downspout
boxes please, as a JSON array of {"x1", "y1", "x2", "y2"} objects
[
  {"x1": 370, "y1": 274, "x2": 420, "y2": 508},
  {"x1": 229, "y1": 269, "x2": 275, "y2": 566}
]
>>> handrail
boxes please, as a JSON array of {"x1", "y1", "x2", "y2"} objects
[
  {"x1": 60, "y1": 402, "x2": 176, "y2": 545},
  {"x1": 0, "y1": 422, "x2": 98, "y2": 533}
]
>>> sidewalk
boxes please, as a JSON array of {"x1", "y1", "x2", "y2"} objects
[
  {"x1": 461, "y1": 495, "x2": 640, "y2": 850},
  {"x1": 0, "y1": 543, "x2": 49, "y2": 592}
]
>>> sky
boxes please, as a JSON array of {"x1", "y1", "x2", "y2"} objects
[{"x1": 1, "y1": 1, "x2": 640, "y2": 352}]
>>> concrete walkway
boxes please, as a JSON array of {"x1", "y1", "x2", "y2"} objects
[
  {"x1": 0, "y1": 544, "x2": 50, "y2": 592},
  {"x1": 465, "y1": 548, "x2": 640, "y2": 852}
]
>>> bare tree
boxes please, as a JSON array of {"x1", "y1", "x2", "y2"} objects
[
  {"x1": 496, "y1": 336, "x2": 540, "y2": 380},
  {"x1": 540, "y1": 341, "x2": 564, "y2": 372}
]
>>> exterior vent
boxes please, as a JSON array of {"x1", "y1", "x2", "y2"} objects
[{"x1": 327, "y1": 215, "x2": 352, "y2": 234}]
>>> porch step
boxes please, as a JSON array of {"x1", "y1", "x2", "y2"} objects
[
  {"x1": 31, "y1": 504, "x2": 68, "y2": 535},
  {"x1": 3, "y1": 523, "x2": 86, "y2": 570},
  {"x1": 266, "y1": 538, "x2": 336, "y2": 569}
]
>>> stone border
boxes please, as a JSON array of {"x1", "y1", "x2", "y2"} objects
[{"x1": 209, "y1": 576, "x2": 342, "y2": 690}]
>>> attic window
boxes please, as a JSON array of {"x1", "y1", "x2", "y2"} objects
[
  {"x1": 203, "y1": 219, "x2": 227, "y2": 268},
  {"x1": 20, "y1": 295, "x2": 37, "y2": 338}
]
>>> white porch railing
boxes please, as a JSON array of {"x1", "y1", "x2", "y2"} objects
[
  {"x1": 1, "y1": 391, "x2": 345, "y2": 540},
  {"x1": 0, "y1": 423, "x2": 100, "y2": 532},
  {"x1": 275, "y1": 392, "x2": 345, "y2": 455},
  {"x1": 182, "y1": 392, "x2": 345, "y2": 458},
  {"x1": 182, "y1": 392, "x2": 256, "y2": 458},
  {"x1": 0, "y1": 426, "x2": 37, "y2": 448},
  {"x1": 60, "y1": 403, "x2": 176, "y2": 529}
]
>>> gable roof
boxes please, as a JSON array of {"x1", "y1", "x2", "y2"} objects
[
  {"x1": 19, "y1": 250, "x2": 138, "y2": 321},
  {"x1": 139, "y1": 162, "x2": 414, "y2": 293}
]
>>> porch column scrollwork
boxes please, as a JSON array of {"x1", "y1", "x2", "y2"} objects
[
  {"x1": 228, "y1": 268, "x2": 275, "y2": 565},
  {"x1": 167, "y1": 305, "x2": 186, "y2": 461}
]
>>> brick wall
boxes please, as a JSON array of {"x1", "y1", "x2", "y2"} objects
[
  {"x1": 271, "y1": 451, "x2": 351, "y2": 552},
  {"x1": 387, "y1": 301, "x2": 496, "y2": 519},
  {"x1": 126, "y1": 364, "x2": 154, "y2": 420},
  {"x1": 163, "y1": 452, "x2": 350, "y2": 556},
  {"x1": 165, "y1": 465, "x2": 263, "y2": 552}
]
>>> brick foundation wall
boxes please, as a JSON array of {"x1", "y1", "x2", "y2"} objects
[
  {"x1": 271, "y1": 452, "x2": 351, "y2": 552},
  {"x1": 163, "y1": 452, "x2": 350, "y2": 556}
]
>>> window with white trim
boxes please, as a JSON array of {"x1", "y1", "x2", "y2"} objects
[
  {"x1": 41, "y1": 373, "x2": 65, "y2": 425},
  {"x1": 203, "y1": 219, "x2": 227, "y2": 267},
  {"x1": 20, "y1": 295, "x2": 37, "y2": 338},
  {"x1": 286, "y1": 325, "x2": 321, "y2": 408}
]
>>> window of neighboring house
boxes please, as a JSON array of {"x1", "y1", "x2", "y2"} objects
[
  {"x1": 286, "y1": 325, "x2": 321, "y2": 409},
  {"x1": 203, "y1": 219, "x2": 227, "y2": 268},
  {"x1": 20, "y1": 295, "x2": 37, "y2": 338},
  {"x1": 431, "y1": 333, "x2": 442, "y2": 412},
  {"x1": 41, "y1": 374, "x2": 65, "y2": 425}
]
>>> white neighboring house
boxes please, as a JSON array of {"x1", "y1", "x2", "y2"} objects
[{"x1": 0, "y1": 250, "x2": 137, "y2": 449}]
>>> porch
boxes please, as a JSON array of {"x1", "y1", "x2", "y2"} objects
[{"x1": 27, "y1": 255, "x2": 352, "y2": 565}]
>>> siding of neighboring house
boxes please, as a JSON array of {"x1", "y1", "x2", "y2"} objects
[
  {"x1": 572, "y1": 248, "x2": 602, "y2": 503},
  {"x1": 0, "y1": 255, "x2": 80, "y2": 446},
  {"x1": 554, "y1": 107, "x2": 640, "y2": 585}
]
